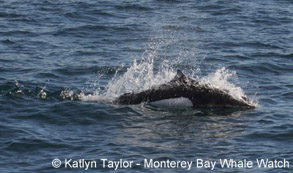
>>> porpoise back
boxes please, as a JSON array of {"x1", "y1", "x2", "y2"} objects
[{"x1": 114, "y1": 70, "x2": 254, "y2": 108}]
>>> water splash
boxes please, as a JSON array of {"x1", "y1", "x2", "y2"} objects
[
  {"x1": 75, "y1": 35, "x2": 258, "y2": 107},
  {"x1": 200, "y1": 67, "x2": 243, "y2": 100},
  {"x1": 60, "y1": 88, "x2": 75, "y2": 101},
  {"x1": 37, "y1": 87, "x2": 47, "y2": 99},
  {"x1": 79, "y1": 58, "x2": 176, "y2": 102},
  {"x1": 78, "y1": 57, "x2": 257, "y2": 107},
  {"x1": 200, "y1": 67, "x2": 258, "y2": 107},
  {"x1": 79, "y1": 37, "x2": 177, "y2": 102}
]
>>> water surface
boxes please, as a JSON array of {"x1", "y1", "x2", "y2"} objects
[{"x1": 0, "y1": 0, "x2": 293, "y2": 172}]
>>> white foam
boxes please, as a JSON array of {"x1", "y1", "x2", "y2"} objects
[
  {"x1": 76, "y1": 39, "x2": 258, "y2": 107},
  {"x1": 199, "y1": 67, "x2": 258, "y2": 107}
]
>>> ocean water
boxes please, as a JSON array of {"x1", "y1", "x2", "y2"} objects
[{"x1": 0, "y1": 0, "x2": 292, "y2": 172}]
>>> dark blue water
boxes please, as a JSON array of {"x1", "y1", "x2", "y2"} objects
[{"x1": 1, "y1": 0, "x2": 293, "y2": 172}]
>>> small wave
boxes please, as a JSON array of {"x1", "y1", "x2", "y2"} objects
[
  {"x1": 0, "y1": 30, "x2": 38, "y2": 37},
  {"x1": 198, "y1": 4, "x2": 225, "y2": 11},
  {"x1": 64, "y1": 10, "x2": 113, "y2": 21},
  {"x1": 231, "y1": 62, "x2": 293, "y2": 75},
  {"x1": 0, "y1": 67, "x2": 8, "y2": 72},
  {"x1": 53, "y1": 24, "x2": 135, "y2": 37},
  {"x1": 211, "y1": 8, "x2": 242, "y2": 16},
  {"x1": 242, "y1": 41, "x2": 282, "y2": 49},
  {"x1": 4, "y1": 139, "x2": 69, "y2": 152},
  {"x1": 216, "y1": 41, "x2": 282, "y2": 50},
  {"x1": 1, "y1": 39, "x2": 15, "y2": 44},
  {"x1": 157, "y1": 0, "x2": 182, "y2": 3},
  {"x1": 55, "y1": 66, "x2": 125, "y2": 76},
  {"x1": 0, "y1": 11, "x2": 22, "y2": 18},
  {"x1": 35, "y1": 72, "x2": 60, "y2": 78},
  {"x1": 246, "y1": 130, "x2": 293, "y2": 141},
  {"x1": 114, "y1": 4, "x2": 152, "y2": 11},
  {"x1": 89, "y1": 10, "x2": 115, "y2": 17},
  {"x1": 53, "y1": 25, "x2": 108, "y2": 36}
]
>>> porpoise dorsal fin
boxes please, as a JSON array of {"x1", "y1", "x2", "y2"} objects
[{"x1": 170, "y1": 70, "x2": 187, "y2": 83}]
